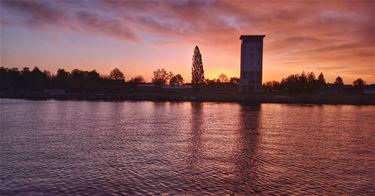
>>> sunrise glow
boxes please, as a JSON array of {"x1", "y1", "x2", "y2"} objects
[{"x1": 1, "y1": 0, "x2": 374, "y2": 84}]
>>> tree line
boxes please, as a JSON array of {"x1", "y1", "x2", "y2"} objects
[
  {"x1": 0, "y1": 65, "x2": 234, "y2": 91},
  {"x1": 0, "y1": 45, "x2": 368, "y2": 94},
  {"x1": 0, "y1": 66, "x2": 368, "y2": 94},
  {"x1": 263, "y1": 71, "x2": 367, "y2": 93},
  {"x1": 0, "y1": 45, "x2": 222, "y2": 93},
  {"x1": 0, "y1": 66, "x2": 131, "y2": 92}
]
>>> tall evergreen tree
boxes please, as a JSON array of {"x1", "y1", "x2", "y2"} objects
[
  {"x1": 318, "y1": 72, "x2": 326, "y2": 85},
  {"x1": 334, "y1": 76, "x2": 344, "y2": 86},
  {"x1": 192, "y1": 46, "x2": 205, "y2": 90},
  {"x1": 317, "y1": 72, "x2": 326, "y2": 92},
  {"x1": 334, "y1": 76, "x2": 344, "y2": 92}
]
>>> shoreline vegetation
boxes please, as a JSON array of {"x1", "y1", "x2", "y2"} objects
[
  {"x1": 1, "y1": 91, "x2": 374, "y2": 105},
  {"x1": 1, "y1": 59, "x2": 374, "y2": 105}
]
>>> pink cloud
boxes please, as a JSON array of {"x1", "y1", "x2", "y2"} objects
[{"x1": 1, "y1": 0, "x2": 374, "y2": 83}]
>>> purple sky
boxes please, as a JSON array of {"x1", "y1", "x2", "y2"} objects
[{"x1": 1, "y1": 0, "x2": 374, "y2": 83}]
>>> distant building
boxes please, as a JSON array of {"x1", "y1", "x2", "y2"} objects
[
  {"x1": 324, "y1": 84, "x2": 355, "y2": 94},
  {"x1": 43, "y1": 89, "x2": 65, "y2": 95},
  {"x1": 239, "y1": 35, "x2": 265, "y2": 92},
  {"x1": 364, "y1": 84, "x2": 375, "y2": 94},
  {"x1": 137, "y1": 83, "x2": 156, "y2": 92},
  {"x1": 162, "y1": 85, "x2": 192, "y2": 89},
  {"x1": 137, "y1": 83, "x2": 192, "y2": 92}
]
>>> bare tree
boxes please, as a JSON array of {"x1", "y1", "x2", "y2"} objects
[
  {"x1": 170, "y1": 74, "x2": 184, "y2": 86},
  {"x1": 109, "y1": 68, "x2": 124, "y2": 80},
  {"x1": 152, "y1": 68, "x2": 172, "y2": 88},
  {"x1": 217, "y1": 73, "x2": 229, "y2": 83}
]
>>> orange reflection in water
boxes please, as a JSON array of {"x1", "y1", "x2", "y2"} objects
[{"x1": 1, "y1": 100, "x2": 374, "y2": 195}]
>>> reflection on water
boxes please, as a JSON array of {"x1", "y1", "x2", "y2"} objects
[
  {"x1": 0, "y1": 99, "x2": 374, "y2": 195},
  {"x1": 234, "y1": 105, "x2": 261, "y2": 193},
  {"x1": 188, "y1": 103, "x2": 203, "y2": 172}
]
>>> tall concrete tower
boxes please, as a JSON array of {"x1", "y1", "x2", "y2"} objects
[{"x1": 239, "y1": 35, "x2": 265, "y2": 92}]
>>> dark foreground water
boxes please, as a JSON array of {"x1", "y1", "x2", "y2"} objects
[{"x1": 0, "y1": 99, "x2": 374, "y2": 195}]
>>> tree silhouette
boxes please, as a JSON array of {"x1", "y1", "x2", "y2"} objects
[
  {"x1": 0, "y1": 67, "x2": 11, "y2": 90},
  {"x1": 1, "y1": 66, "x2": 368, "y2": 95},
  {"x1": 129, "y1": 75, "x2": 145, "y2": 85},
  {"x1": 278, "y1": 71, "x2": 322, "y2": 93},
  {"x1": 170, "y1": 74, "x2": 184, "y2": 86},
  {"x1": 205, "y1": 78, "x2": 217, "y2": 84},
  {"x1": 22, "y1": 67, "x2": 30, "y2": 72},
  {"x1": 192, "y1": 46, "x2": 205, "y2": 91},
  {"x1": 318, "y1": 72, "x2": 326, "y2": 85},
  {"x1": 333, "y1": 76, "x2": 344, "y2": 92},
  {"x1": 318, "y1": 72, "x2": 326, "y2": 86},
  {"x1": 56, "y1": 69, "x2": 69, "y2": 80},
  {"x1": 67, "y1": 69, "x2": 103, "y2": 92},
  {"x1": 280, "y1": 74, "x2": 300, "y2": 93},
  {"x1": 306, "y1": 72, "x2": 317, "y2": 92},
  {"x1": 300, "y1": 71, "x2": 308, "y2": 91},
  {"x1": 0, "y1": 66, "x2": 128, "y2": 93},
  {"x1": 109, "y1": 68, "x2": 125, "y2": 80},
  {"x1": 28, "y1": 67, "x2": 50, "y2": 90},
  {"x1": 128, "y1": 75, "x2": 145, "y2": 91},
  {"x1": 217, "y1": 73, "x2": 229, "y2": 83},
  {"x1": 54, "y1": 69, "x2": 69, "y2": 89},
  {"x1": 353, "y1": 78, "x2": 366, "y2": 92},
  {"x1": 334, "y1": 76, "x2": 344, "y2": 86},
  {"x1": 152, "y1": 68, "x2": 172, "y2": 88},
  {"x1": 307, "y1": 72, "x2": 316, "y2": 83},
  {"x1": 230, "y1": 77, "x2": 240, "y2": 84},
  {"x1": 263, "y1": 81, "x2": 280, "y2": 92},
  {"x1": 87, "y1": 70, "x2": 100, "y2": 80}
]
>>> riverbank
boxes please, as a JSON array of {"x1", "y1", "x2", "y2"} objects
[{"x1": 1, "y1": 91, "x2": 374, "y2": 105}]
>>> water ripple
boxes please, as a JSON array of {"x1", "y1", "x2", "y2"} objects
[{"x1": 0, "y1": 100, "x2": 374, "y2": 195}]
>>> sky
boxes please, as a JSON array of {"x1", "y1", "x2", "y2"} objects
[{"x1": 1, "y1": 0, "x2": 374, "y2": 84}]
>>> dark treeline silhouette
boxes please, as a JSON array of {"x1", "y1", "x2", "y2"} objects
[
  {"x1": 0, "y1": 66, "x2": 369, "y2": 95},
  {"x1": 0, "y1": 66, "x2": 189, "y2": 93},
  {"x1": 152, "y1": 68, "x2": 173, "y2": 89},
  {"x1": 151, "y1": 68, "x2": 185, "y2": 88},
  {"x1": 263, "y1": 71, "x2": 367, "y2": 94},
  {"x1": 0, "y1": 66, "x2": 127, "y2": 93},
  {"x1": 205, "y1": 73, "x2": 239, "y2": 85}
]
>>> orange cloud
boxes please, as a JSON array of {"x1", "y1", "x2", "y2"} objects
[{"x1": 1, "y1": 0, "x2": 374, "y2": 84}]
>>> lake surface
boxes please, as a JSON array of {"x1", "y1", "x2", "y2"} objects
[{"x1": 1, "y1": 99, "x2": 374, "y2": 195}]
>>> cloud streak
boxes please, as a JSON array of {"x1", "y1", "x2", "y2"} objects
[{"x1": 1, "y1": 0, "x2": 374, "y2": 82}]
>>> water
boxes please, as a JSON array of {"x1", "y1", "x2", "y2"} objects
[{"x1": 0, "y1": 99, "x2": 374, "y2": 195}]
